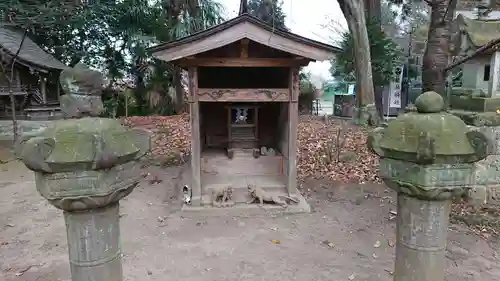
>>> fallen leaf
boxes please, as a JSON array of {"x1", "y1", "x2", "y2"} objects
[
  {"x1": 387, "y1": 238, "x2": 395, "y2": 247},
  {"x1": 321, "y1": 240, "x2": 335, "y2": 248}
]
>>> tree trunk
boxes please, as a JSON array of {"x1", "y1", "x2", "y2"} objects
[
  {"x1": 422, "y1": 0, "x2": 457, "y2": 97},
  {"x1": 364, "y1": 0, "x2": 381, "y2": 22},
  {"x1": 338, "y1": 0, "x2": 376, "y2": 124},
  {"x1": 364, "y1": 0, "x2": 382, "y2": 118},
  {"x1": 374, "y1": 85, "x2": 384, "y2": 118},
  {"x1": 173, "y1": 67, "x2": 184, "y2": 113}
]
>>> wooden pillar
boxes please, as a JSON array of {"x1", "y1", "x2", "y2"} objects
[
  {"x1": 15, "y1": 68, "x2": 21, "y2": 88},
  {"x1": 57, "y1": 80, "x2": 61, "y2": 100},
  {"x1": 188, "y1": 67, "x2": 202, "y2": 206},
  {"x1": 41, "y1": 76, "x2": 47, "y2": 104},
  {"x1": 287, "y1": 67, "x2": 299, "y2": 195},
  {"x1": 489, "y1": 51, "x2": 500, "y2": 97}
]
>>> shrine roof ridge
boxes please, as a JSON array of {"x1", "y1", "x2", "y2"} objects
[{"x1": 147, "y1": 14, "x2": 341, "y2": 58}]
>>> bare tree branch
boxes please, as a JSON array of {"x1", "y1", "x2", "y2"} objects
[{"x1": 444, "y1": 37, "x2": 500, "y2": 72}]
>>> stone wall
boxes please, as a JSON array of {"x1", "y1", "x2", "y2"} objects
[
  {"x1": 0, "y1": 120, "x2": 52, "y2": 140},
  {"x1": 473, "y1": 125, "x2": 500, "y2": 201}
]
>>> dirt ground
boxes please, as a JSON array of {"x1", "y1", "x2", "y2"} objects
[{"x1": 1, "y1": 157, "x2": 499, "y2": 281}]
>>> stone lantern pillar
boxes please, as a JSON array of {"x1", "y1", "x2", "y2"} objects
[
  {"x1": 367, "y1": 91, "x2": 492, "y2": 281},
  {"x1": 18, "y1": 64, "x2": 150, "y2": 281}
]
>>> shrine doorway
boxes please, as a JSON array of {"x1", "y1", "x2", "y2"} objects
[{"x1": 199, "y1": 101, "x2": 289, "y2": 204}]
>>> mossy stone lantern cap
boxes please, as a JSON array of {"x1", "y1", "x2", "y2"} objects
[{"x1": 369, "y1": 91, "x2": 491, "y2": 165}]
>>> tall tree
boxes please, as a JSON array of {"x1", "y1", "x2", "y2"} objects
[
  {"x1": 160, "y1": 0, "x2": 225, "y2": 113},
  {"x1": 390, "y1": 0, "x2": 500, "y2": 100},
  {"x1": 337, "y1": 0, "x2": 376, "y2": 124},
  {"x1": 247, "y1": 0, "x2": 288, "y2": 30},
  {"x1": 1, "y1": 0, "x2": 226, "y2": 116},
  {"x1": 331, "y1": 20, "x2": 401, "y2": 106}
]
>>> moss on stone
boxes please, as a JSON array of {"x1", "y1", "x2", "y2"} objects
[{"x1": 41, "y1": 118, "x2": 140, "y2": 164}]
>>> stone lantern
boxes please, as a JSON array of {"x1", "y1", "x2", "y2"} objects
[
  {"x1": 18, "y1": 64, "x2": 150, "y2": 281},
  {"x1": 367, "y1": 91, "x2": 491, "y2": 281}
]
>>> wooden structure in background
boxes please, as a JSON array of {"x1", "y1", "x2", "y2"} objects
[
  {"x1": 0, "y1": 26, "x2": 66, "y2": 120},
  {"x1": 149, "y1": 13, "x2": 340, "y2": 207}
]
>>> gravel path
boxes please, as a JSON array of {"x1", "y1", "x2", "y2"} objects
[{"x1": 0, "y1": 162, "x2": 499, "y2": 281}]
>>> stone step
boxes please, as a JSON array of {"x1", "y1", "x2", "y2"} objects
[{"x1": 201, "y1": 153, "x2": 283, "y2": 176}]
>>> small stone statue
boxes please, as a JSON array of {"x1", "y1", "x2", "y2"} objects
[
  {"x1": 247, "y1": 185, "x2": 299, "y2": 208},
  {"x1": 260, "y1": 146, "x2": 268, "y2": 155},
  {"x1": 211, "y1": 186, "x2": 234, "y2": 208},
  {"x1": 59, "y1": 63, "x2": 106, "y2": 118}
]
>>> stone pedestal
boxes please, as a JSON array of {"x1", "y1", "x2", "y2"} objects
[
  {"x1": 65, "y1": 204, "x2": 122, "y2": 281},
  {"x1": 18, "y1": 64, "x2": 151, "y2": 281},
  {"x1": 368, "y1": 91, "x2": 491, "y2": 281},
  {"x1": 394, "y1": 195, "x2": 450, "y2": 281}
]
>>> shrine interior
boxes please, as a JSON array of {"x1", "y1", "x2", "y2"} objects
[
  {"x1": 200, "y1": 102, "x2": 287, "y2": 151},
  {"x1": 199, "y1": 101, "x2": 290, "y2": 196}
]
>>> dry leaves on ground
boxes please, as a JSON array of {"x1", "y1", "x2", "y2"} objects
[
  {"x1": 123, "y1": 114, "x2": 191, "y2": 165},
  {"x1": 124, "y1": 115, "x2": 380, "y2": 184},
  {"x1": 297, "y1": 116, "x2": 380, "y2": 184}
]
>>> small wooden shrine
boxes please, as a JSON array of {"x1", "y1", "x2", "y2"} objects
[
  {"x1": 149, "y1": 10, "x2": 340, "y2": 212},
  {"x1": 0, "y1": 26, "x2": 67, "y2": 120}
]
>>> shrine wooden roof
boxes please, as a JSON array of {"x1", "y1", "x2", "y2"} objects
[
  {"x1": 0, "y1": 26, "x2": 67, "y2": 72},
  {"x1": 456, "y1": 14, "x2": 500, "y2": 48},
  {"x1": 148, "y1": 14, "x2": 341, "y2": 62}
]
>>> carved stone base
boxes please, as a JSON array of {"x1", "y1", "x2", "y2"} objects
[
  {"x1": 379, "y1": 158, "x2": 473, "y2": 201},
  {"x1": 35, "y1": 161, "x2": 142, "y2": 211}
]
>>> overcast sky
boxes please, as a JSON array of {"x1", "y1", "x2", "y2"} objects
[{"x1": 218, "y1": 0, "x2": 347, "y2": 82}]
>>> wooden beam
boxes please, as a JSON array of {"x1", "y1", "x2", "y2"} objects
[
  {"x1": 179, "y1": 57, "x2": 310, "y2": 67},
  {"x1": 197, "y1": 88, "x2": 290, "y2": 102},
  {"x1": 240, "y1": 39, "x2": 249, "y2": 58}
]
